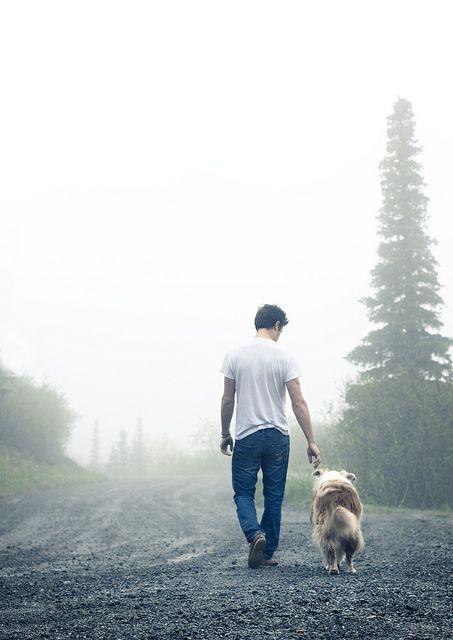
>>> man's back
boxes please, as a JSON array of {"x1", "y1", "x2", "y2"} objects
[{"x1": 221, "y1": 337, "x2": 301, "y2": 440}]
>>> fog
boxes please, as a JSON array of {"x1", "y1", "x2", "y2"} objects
[{"x1": 1, "y1": 1, "x2": 452, "y2": 464}]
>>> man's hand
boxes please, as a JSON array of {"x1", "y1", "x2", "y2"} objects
[
  {"x1": 220, "y1": 434, "x2": 234, "y2": 456},
  {"x1": 307, "y1": 442, "x2": 321, "y2": 467}
]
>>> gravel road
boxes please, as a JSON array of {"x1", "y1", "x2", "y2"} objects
[{"x1": 0, "y1": 474, "x2": 451, "y2": 639}]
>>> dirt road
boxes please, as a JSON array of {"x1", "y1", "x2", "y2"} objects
[{"x1": 0, "y1": 475, "x2": 451, "y2": 639}]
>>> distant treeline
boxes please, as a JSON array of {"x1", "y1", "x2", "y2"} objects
[
  {"x1": 96, "y1": 419, "x2": 319, "y2": 499},
  {"x1": 90, "y1": 418, "x2": 231, "y2": 477},
  {"x1": 0, "y1": 366, "x2": 75, "y2": 463}
]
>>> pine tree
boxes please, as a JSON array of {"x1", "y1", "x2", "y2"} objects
[
  {"x1": 348, "y1": 97, "x2": 452, "y2": 381},
  {"x1": 116, "y1": 429, "x2": 129, "y2": 471},
  {"x1": 130, "y1": 417, "x2": 147, "y2": 475},
  {"x1": 109, "y1": 429, "x2": 129, "y2": 475},
  {"x1": 90, "y1": 420, "x2": 101, "y2": 468},
  {"x1": 327, "y1": 98, "x2": 453, "y2": 508}
]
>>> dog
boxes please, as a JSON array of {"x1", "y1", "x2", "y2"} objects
[{"x1": 310, "y1": 468, "x2": 364, "y2": 574}]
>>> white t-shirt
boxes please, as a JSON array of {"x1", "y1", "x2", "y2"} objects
[{"x1": 221, "y1": 337, "x2": 302, "y2": 440}]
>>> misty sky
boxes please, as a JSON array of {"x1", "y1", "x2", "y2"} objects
[{"x1": 1, "y1": 1, "x2": 452, "y2": 463}]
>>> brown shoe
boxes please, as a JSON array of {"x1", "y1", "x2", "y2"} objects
[
  {"x1": 259, "y1": 558, "x2": 278, "y2": 567},
  {"x1": 248, "y1": 532, "x2": 266, "y2": 568}
]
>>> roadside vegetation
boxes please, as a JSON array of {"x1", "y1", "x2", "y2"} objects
[
  {"x1": 0, "y1": 446, "x2": 102, "y2": 496},
  {"x1": 0, "y1": 366, "x2": 101, "y2": 496}
]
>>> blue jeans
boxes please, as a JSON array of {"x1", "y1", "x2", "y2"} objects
[{"x1": 232, "y1": 428, "x2": 290, "y2": 559}]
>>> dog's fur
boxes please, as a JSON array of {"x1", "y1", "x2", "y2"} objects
[{"x1": 310, "y1": 468, "x2": 364, "y2": 574}]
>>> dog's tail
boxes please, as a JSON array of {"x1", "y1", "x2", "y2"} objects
[
  {"x1": 331, "y1": 506, "x2": 364, "y2": 549},
  {"x1": 332, "y1": 505, "x2": 356, "y2": 531}
]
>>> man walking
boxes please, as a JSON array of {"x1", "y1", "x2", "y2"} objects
[{"x1": 220, "y1": 304, "x2": 321, "y2": 568}]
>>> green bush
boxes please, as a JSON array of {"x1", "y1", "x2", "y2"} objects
[{"x1": 0, "y1": 375, "x2": 76, "y2": 463}]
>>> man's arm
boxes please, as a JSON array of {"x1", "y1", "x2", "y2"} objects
[
  {"x1": 220, "y1": 377, "x2": 236, "y2": 456},
  {"x1": 286, "y1": 378, "x2": 321, "y2": 466}
]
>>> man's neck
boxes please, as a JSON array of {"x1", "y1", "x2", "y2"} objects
[{"x1": 255, "y1": 328, "x2": 278, "y2": 342}]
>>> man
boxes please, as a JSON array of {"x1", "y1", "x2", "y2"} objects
[{"x1": 220, "y1": 304, "x2": 321, "y2": 568}]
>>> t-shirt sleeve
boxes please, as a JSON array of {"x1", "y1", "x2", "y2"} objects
[
  {"x1": 221, "y1": 350, "x2": 235, "y2": 380},
  {"x1": 285, "y1": 354, "x2": 302, "y2": 382}
]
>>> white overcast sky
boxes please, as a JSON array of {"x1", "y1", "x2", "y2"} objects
[{"x1": 1, "y1": 1, "x2": 452, "y2": 463}]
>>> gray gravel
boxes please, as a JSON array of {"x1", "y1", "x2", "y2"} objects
[{"x1": 0, "y1": 475, "x2": 452, "y2": 639}]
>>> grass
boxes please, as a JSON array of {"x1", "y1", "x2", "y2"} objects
[
  {"x1": 0, "y1": 447, "x2": 105, "y2": 497},
  {"x1": 284, "y1": 470, "x2": 314, "y2": 504},
  {"x1": 360, "y1": 501, "x2": 452, "y2": 517},
  {"x1": 283, "y1": 471, "x2": 452, "y2": 515}
]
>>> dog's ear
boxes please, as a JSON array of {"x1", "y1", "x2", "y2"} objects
[
  {"x1": 312, "y1": 469, "x2": 322, "y2": 477},
  {"x1": 340, "y1": 470, "x2": 356, "y2": 482}
]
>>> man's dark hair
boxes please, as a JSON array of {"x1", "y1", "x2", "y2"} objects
[{"x1": 254, "y1": 304, "x2": 289, "y2": 331}]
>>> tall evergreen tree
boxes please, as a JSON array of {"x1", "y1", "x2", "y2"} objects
[
  {"x1": 326, "y1": 99, "x2": 453, "y2": 508},
  {"x1": 109, "y1": 429, "x2": 129, "y2": 475},
  {"x1": 90, "y1": 420, "x2": 101, "y2": 468},
  {"x1": 348, "y1": 97, "x2": 452, "y2": 381},
  {"x1": 130, "y1": 417, "x2": 147, "y2": 474}
]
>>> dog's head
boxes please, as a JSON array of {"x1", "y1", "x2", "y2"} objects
[{"x1": 312, "y1": 467, "x2": 357, "y2": 488}]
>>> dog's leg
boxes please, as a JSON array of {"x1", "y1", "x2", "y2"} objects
[
  {"x1": 320, "y1": 535, "x2": 338, "y2": 574},
  {"x1": 335, "y1": 547, "x2": 345, "y2": 572},
  {"x1": 344, "y1": 537, "x2": 358, "y2": 574},
  {"x1": 325, "y1": 542, "x2": 339, "y2": 575},
  {"x1": 345, "y1": 555, "x2": 356, "y2": 574}
]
